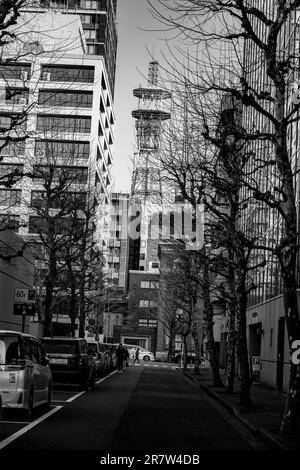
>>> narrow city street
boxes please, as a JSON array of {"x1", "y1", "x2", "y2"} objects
[{"x1": 0, "y1": 363, "x2": 270, "y2": 464}]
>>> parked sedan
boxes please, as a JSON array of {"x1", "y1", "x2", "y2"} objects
[
  {"x1": 171, "y1": 351, "x2": 196, "y2": 364},
  {"x1": 42, "y1": 337, "x2": 95, "y2": 390},
  {"x1": 128, "y1": 347, "x2": 155, "y2": 362}
]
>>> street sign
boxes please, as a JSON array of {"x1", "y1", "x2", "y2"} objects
[
  {"x1": 14, "y1": 288, "x2": 36, "y2": 304},
  {"x1": 13, "y1": 303, "x2": 36, "y2": 316},
  {"x1": 252, "y1": 356, "x2": 261, "y2": 372}
]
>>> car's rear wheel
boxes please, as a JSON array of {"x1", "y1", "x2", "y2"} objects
[{"x1": 143, "y1": 355, "x2": 150, "y2": 362}]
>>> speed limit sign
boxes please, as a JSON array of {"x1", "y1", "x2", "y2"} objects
[{"x1": 14, "y1": 288, "x2": 36, "y2": 304}]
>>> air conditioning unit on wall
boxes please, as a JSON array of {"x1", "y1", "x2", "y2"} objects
[
  {"x1": 41, "y1": 72, "x2": 51, "y2": 81},
  {"x1": 19, "y1": 97, "x2": 28, "y2": 105},
  {"x1": 20, "y1": 71, "x2": 28, "y2": 81}
]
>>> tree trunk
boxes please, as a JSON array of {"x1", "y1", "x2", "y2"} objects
[
  {"x1": 70, "y1": 283, "x2": 77, "y2": 337},
  {"x1": 44, "y1": 279, "x2": 53, "y2": 337},
  {"x1": 203, "y1": 260, "x2": 223, "y2": 387},
  {"x1": 235, "y1": 273, "x2": 252, "y2": 409},
  {"x1": 44, "y1": 250, "x2": 56, "y2": 337},
  {"x1": 182, "y1": 334, "x2": 188, "y2": 369},
  {"x1": 192, "y1": 328, "x2": 201, "y2": 375},
  {"x1": 168, "y1": 328, "x2": 176, "y2": 362},
  {"x1": 225, "y1": 302, "x2": 236, "y2": 393}
]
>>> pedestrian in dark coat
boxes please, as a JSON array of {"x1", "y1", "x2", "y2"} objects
[
  {"x1": 116, "y1": 343, "x2": 125, "y2": 373},
  {"x1": 124, "y1": 347, "x2": 129, "y2": 367},
  {"x1": 133, "y1": 347, "x2": 140, "y2": 364}
]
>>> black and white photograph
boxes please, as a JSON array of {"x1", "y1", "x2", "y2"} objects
[{"x1": 0, "y1": 0, "x2": 299, "y2": 466}]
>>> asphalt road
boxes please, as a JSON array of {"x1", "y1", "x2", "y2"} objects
[{"x1": 0, "y1": 362, "x2": 269, "y2": 464}]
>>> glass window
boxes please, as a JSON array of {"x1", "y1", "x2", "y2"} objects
[
  {"x1": 0, "y1": 189, "x2": 21, "y2": 206},
  {"x1": 32, "y1": 165, "x2": 88, "y2": 184},
  {"x1": 141, "y1": 281, "x2": 150, "y2": 288},
  {"x1": 0, "y1": 214, "x2": 20, "y2": 231},
  {"x1": 0, "y1": 63, "x2": 31, "y2": 81},
  {"x1": 0, "y1": 335, "x2": 21, "y2": 365},
  {"x1": 35, "y1": 140, "x2": 90, "y2": 160},
  {"x1": 5, "y1": 88, "x2": 29, "y2": 105},
  {"x1": 30, "y1": 342, "x2": 40, "y2": 364},
  {"x1": 23, "y1": 339, "x2": 31, "y2": 360},
  {"x1": 36, "y1": 115, "x2": 91, "y2": 134},
  {"x1": 39, "y1": 90, "x2": 93, "y2": 108},
  {"x1": 42, "y1": 340, "x2": 79, "y2": 354},
  {"x1": 0, "y1": 139, "x2": 25, "y2": 156},
  {"x1": 41, "y1": 65, "x2": 94, "y2": 83},
  {"x1": 0, "y1": 113, "x2": 27, "y2": 130}
]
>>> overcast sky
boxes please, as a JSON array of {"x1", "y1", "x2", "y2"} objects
[{"x1": 113, "y1": 0, "x2": 171, "y2": 193}]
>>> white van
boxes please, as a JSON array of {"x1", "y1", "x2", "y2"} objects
[{"x1": 0, "y1": 330, "x2": 52, "y2": 416}]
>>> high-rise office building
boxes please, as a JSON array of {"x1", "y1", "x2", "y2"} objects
[
  {"x1": 0, "y1": 11, "x2": 115, "y2": 334},
  {"x1": 241, "y1": 1, "x2": 300, "y2": 391},
  {"x1": 25, "y1": 0, "x2": 118, "y2": 96}
]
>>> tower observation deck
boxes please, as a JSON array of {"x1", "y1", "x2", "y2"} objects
[{"x1": 131, "y1": 61, "x2": 171, "y2": 202}]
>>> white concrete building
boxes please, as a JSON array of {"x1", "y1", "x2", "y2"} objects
[{"x1": 0, "y1": 12, "x2": 115, "y2": 334}]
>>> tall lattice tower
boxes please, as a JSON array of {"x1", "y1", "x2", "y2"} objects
[{"x1": 131, "y1": 61, "x2": 171, "y2": 203}]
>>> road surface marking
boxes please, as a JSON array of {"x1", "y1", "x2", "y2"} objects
[
  {"x1": 0, "y1": 406, "x2": 63, "y2": 450},
  {"x1": 66, "y1": 392, "x2": 85, "y2": 403},
  {"x1": 96, "y1": 370, "x2": 118, "y2": 384}
]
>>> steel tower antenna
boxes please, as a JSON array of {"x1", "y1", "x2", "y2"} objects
[{"x1": 131, "y1": 61, "x2": 171, "y2": 204}]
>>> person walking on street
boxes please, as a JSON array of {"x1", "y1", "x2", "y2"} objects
[
  {"x1": 124, "y1": 347, "x2": 130, "y2": 367},
  {"x1": 133, "y1": 347, "x2": 140, "y2": 364},
  {"x1": 116, "y1": 343, "x2": 125, "y2": 373}
]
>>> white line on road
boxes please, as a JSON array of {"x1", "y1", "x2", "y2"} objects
[
  {"x1": 95, "y1": 370, "x2": 118, "y2": 384},
  {"x1": 66, "y1": 392, "x2": 85, "y2": 403},
  {"x1": 0, "y1": 406, "x2": 63, "y2": 450},
  {"x1": 0, "y1": 371, "x2": 119, "y2": 449}
]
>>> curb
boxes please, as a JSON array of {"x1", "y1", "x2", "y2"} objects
[{"x1": 182, "y1": 371, "x2": 288, "y2": 451}]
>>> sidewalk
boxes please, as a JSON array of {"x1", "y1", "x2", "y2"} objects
[{"x1": 181, "y1": 367, "x2": 300, "y2": 451}]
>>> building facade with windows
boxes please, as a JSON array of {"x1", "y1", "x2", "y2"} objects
[
  {"x1": 0, "y1": 12, "x2": 115, "y2": 335},
  {"x1": 113, "y1": 270, "x2": 159, "y2": 351},
  {"x1": 241, "y1": 2, "x2": 300, "y2": 391},
  {"x1": 25, "y1": 0, "x2": 118, "y2": 96}
]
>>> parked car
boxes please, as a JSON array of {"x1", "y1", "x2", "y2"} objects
[
  {"x1": 86, "y1": 340, "x2": 108, "y2": 378},
  {"x1": 171, "y1": 351, "x2": 197, "y2": 364},
  {"x1": 42, "y1": 337, "x2": 95, "y2": 390},
  {"x1": 0, "y1": 330, "x2": 52, "y2": 417},
  {"x1": 127, "y1": 346, "x2": 155, "y2": 362}
]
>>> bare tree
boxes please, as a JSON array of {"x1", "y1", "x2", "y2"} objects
[{"x1": 148, "y1": 0, "x2": 300, "y2": 433}]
